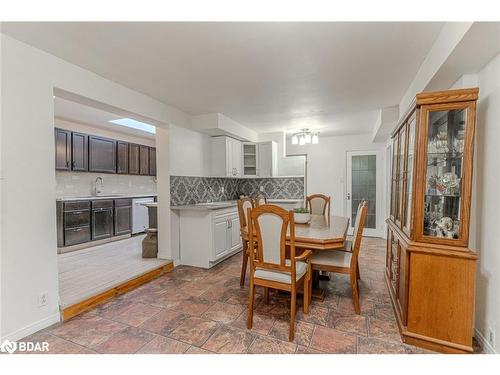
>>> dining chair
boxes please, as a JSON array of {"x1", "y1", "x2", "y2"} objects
[
  {"x1": 247, "y1": 204, "x2": 312, "y2": 341},
  {"x1": 306, "y1": 194, "x2": 331, "y2": 216},
  {"x1": 237, "y1": 197, "x2": 256, "y2": 287},
  {"x1": 338, "y1": 201, "x2": 364, "y2": 253},
  {"x1": 254, "y1": 194, "x2": 268, "y2": 206},
  {"x1": 310, "y1": 201, "x2": 368, "y2": 314}
]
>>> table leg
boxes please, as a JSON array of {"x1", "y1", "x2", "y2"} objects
[{"x1": 311, "y1": 270, "x2": 325, "y2": 301}]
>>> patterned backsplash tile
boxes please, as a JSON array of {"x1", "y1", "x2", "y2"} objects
[{"x1": 170, "y1": 176, "x2": 304, "y2": 206}]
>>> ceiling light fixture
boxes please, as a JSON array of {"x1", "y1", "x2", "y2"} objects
[{"x1": 291, "y1": 129, "x2": 319, "y2": 146}]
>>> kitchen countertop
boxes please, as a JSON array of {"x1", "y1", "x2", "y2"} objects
[
  {"x1": 170, "y1": 198, "x2": 303, "y2": 211},
  {"x1": 56, "y1": 193, "x2": 157, "y2": 202}
]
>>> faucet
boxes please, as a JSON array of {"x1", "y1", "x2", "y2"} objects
[{"x1": 95, "y1": 177, "x2": 104, "y2": 196}]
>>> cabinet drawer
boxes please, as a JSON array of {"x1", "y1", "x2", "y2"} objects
[
  {"x1": 64, "y1": 200, "x2": 90, "y2": 211},
  {"x1": 64, "y1": 210, "x2": 90, "y2": 228},
  {"x1": 64, "y1": 226, "x2": 91, "y2": 246},
  {"x1": 92, "y1": 200, "x2": 114, "y2": 209},
  {"x1": 114, "y1": 198, "x2": 132, "y2": 207}
]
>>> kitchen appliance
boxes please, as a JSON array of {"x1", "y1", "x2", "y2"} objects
[{"x1": 132, "y1": 197, "x2": 154, "y2": 234}]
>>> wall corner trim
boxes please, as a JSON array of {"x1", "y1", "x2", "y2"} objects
[{"x1": 474, "y1": 328, "x2": 498, "y2": 354}]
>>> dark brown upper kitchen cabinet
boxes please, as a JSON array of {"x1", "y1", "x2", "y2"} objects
[
  {"x1": 116, "y1": 141, "x2": 129, "y2": 174},
  {"x1": 149, "y1": 147, "x2": 157, "y2": 176},
  {"x1": 71, "y1": 132, "x2": 89, "y2": 171},
  {"x1": 129, "y1": 143, "x2": 140, "y2": 175},
  {"x1": 139, "y1": 145, "x2": 150, "y2": 175},
  {"x1": 89, "y1": 135, "x2": 116, "y2": 173},
  {"x1": 55, "y1": 128, "x2": 72, "y2": 170}
]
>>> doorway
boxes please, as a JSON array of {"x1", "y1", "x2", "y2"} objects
[{"x1": 346, "y1": 150, "x2": 383, "y2": 237}]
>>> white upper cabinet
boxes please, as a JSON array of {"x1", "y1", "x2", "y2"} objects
[
  {"x1": 258, "y1": 141, "x2": 278, "y2": 177},
  {"x1": 242, "y1": 143, "x2": 258, "y2": 177},
  {"x1": 211, "y1": 136, "x2": 242, "y2": 177},
  {"x1": 211, "y1": 137, "x2": 277, "y2": 178}
]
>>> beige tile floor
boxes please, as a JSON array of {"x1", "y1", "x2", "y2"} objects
[
  {"x1": 24, "y1": 237, "x2": 482, "y2": 354},
  {"x1": 58, "y1": 234, "x2": 170, "y2": 308}
]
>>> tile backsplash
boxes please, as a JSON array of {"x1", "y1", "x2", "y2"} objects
[
  {"x1": 56, "y1": 171, "x2": 157, "y2": 198},
  {"x1": 170, "y1": 176, "x2": 304, "y2": 206}
]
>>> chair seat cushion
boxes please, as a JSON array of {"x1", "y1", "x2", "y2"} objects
[
  {"x1": 339, "y1": 240, "x2": 353, "y2": 252},
  {"x1": 311, "y1": 250, "x2": 352, "y2": 268},
  {"x1": 254, "y1": 260, "x2": 308, "y2": 284}
]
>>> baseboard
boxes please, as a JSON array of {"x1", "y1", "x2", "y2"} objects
[
  {"x1": 474, "y1": 328, "x2": 498, "y2": 354},
  {"x1": 0, "y1": 312, "x2": 60, "y2": 342}
]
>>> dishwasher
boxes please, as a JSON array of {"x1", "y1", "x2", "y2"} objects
[{"x1": 132, "y1": 197, "x2": 155, "y2": 234}]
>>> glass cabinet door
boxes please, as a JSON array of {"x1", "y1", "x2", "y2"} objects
[
  {"x1": 403, "y1": 114, "x2": 416, "y2": 235},
  {"x1": 396, "y1": 126, "x2": 407, "y2": 224},
  {"x1": 421, "y1": 104, "x2": 470, "y2": 242},
  {"x1": 390, "y1": 136, "x2": 399, "y2": 219}
]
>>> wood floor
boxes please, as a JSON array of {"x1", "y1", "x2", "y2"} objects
[{"x1": 58, "y1": 234, "x2": 170, "y2": 308}]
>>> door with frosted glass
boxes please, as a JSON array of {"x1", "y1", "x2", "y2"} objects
[{"x1": 347, "y1": 152, "x2": 380, "y2": 237}]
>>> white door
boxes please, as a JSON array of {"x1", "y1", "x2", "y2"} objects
[
  {"x1": 213, "y1": 217, "x2": 228, "y2": 259},
  {"x1": 346, "y1": 151, "x2": 383, "y2": 237},
  {"x1": 232, "y1": 139, "x2": 242, "y2": 177},
  {"x1": 229, "y1": 215, "x2": 241, "y2": 251}
]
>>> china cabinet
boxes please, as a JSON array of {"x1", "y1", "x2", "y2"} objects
[{"x1": 386, "y1": 88, "x2": 478, "y2": 353}]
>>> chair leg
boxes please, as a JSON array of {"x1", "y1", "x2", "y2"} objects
[
  {"x1": 350, "y1": 273, "x2": 361, "y2": 314},
  {"x1": 264, "y1": 287, "x2": 269, "y2": 304},
  {"x1": 247, "y1": 280, "x2": 255, "y2": 329},
  {"x1": 303, "y1": 279, "x2": 310, "y2": 314},
  {"x1": 289, "y1": 289, "x2": 297, "y2": 342},
  {"x1": 240, "y1": 241, "x2": 248, "y2": 287},
  {"x1": 356, "y1": 263, "x2": 361, "y2": 280}
]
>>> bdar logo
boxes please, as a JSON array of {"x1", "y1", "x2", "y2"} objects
[{"x1": 0, "y1": 339, "x2": 17, "y2": 354}]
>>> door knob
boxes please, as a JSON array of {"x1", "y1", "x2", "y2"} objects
[{"x1": 347, "y1": 193, "x2": 351, "y2": 200}]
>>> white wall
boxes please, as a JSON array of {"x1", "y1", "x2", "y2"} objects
[
  {"x1": 169, "y1": 124, "x2": 212, "y2": 176},
  {"x1": 0, "y1": 34, "x2": 188, "y2": 341},
  {"x1": 399, "y1": 22, "x2": 472, "y2": 119},
  {"x1": 466, "y1": 53, "x2": 500, "y2": 353},
  {"x1": 258, "y1": 132, "x2": 305, "y2": 176},
  {"x1": 287, "y1": 133, "x2": 387, "y2": 236}
]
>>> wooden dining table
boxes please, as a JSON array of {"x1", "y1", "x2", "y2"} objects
[
  {"x1": 290, "y1": 215, "x2": 350, "y2": 299},
  {"x1": 243, "y1": 214, "x2": 350, "y2": 300}
]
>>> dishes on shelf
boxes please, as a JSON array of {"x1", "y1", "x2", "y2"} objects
[{"x1": 426, "y1": 172, "x2": 461, "y2": 196}]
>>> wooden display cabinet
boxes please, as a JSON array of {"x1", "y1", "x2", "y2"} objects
[{"x1": 386, "y1": 88, "x2": 478, "y2": 353}]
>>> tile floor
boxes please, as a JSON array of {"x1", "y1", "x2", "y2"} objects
[{"x1": 23, "y1": 237, "x2": 480, "y2": 354}]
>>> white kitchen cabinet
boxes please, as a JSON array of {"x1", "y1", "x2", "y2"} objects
[
  {"x1": 211, "y1": 136, "x2": 242, "y2": 177},
  {"x1": 242, "y1": 143, "x2": 258, "y2": 177},
  {"x1": 178, "y1": 206, "x2": 242, "y2": 268},
  {"x1": 258, "y1": 141, "x2": 278, "y2": 177}
]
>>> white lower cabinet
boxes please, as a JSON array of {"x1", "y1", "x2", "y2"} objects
[{"x1": 179, "y1": 206, "x2": 242, "y2": 268}]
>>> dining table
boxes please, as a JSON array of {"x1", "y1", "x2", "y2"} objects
[
  {"x1": 243, "y1": 214, "x2": 350, "y2": 300},
  {"x1": 289, "y1": 214, "x2": 350, "y2": 299}
]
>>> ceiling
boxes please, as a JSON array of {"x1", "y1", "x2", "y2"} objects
[
  {"x1": 54, "y1": 97, "x2": 156, "y2": 139},
  {"x1": 3, "y1": 22, "x2": 444, "y2": 135}
]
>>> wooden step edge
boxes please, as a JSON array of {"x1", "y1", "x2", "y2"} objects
[{"x1": 61, "y1": 261, "x2": 174, "y2": 321}]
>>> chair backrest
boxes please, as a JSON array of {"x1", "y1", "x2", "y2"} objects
[
  {"x1": 306, "y1": 194, "x2": 331, "y2": 216},
  {"x1": 237, "y1": 197, "x2": 254, "y2": 230},
  {"x1": 254, "y1": 194, "x2": 268, "y2": 207},
  {"x1": 351, "y1": 201, "x2": 368, "y2": 265},
  {"x1": 247, "y1": 204, "x2": 297, "y2": 279}
]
